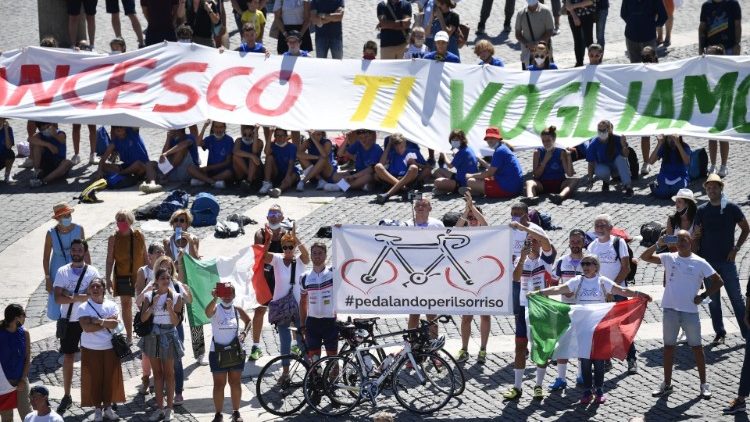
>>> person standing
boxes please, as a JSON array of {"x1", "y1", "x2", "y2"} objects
[
  {"x1": 477, "y1": 0, "x2": 516, "y2": 35},
  {"x1": 0, "y1": 304, "x2": 31, "y2": 422},
  {"x1": 699, "y1": 0, "x2": 741, "y2": 55},
  {"x1": 299, "y1": 243, "x2": 338, "y2": 362},
  {"x1": 564, "y1": 0, "x2": 595, "y2": 67},
  {"x1": 620, "y1": 0, "x2": 667, "y2": 63},
  {"x1": 377, "y1": 0, "x2": 412, "y2": 59},
  {"x1": 67, "y1": 0, "x2": 97, "y2": 48},
  {"x1": 272, "y1": 0, "x2": 313, "y2": 55},
  {"x1": 311, "y1": 0, "x2": 345, "y2": 59},
  {"x1": 177, "y1": 0, "x2": 222, "y2": 47},
  {"x1": 106, "y1": 0, "x2": 145, "y2": 48},
  {"x1": 514, "y1": 0, "x2": 554, "y2": 69},
  {"x1": 641, "y1": 231, "x2": 719, "y2": 399},
  {"x1": 694, "y1": 174, "x2": 749, "y2": 344},
  {"x1": 702, "y1": 45, "x2": 734, "y2": 177},
  {"x1": 141, "y1": 0, "x2": 180, "y2": 45},
  {"x1": 23, "y1": 386, "x2": 63, "y2": 422}
]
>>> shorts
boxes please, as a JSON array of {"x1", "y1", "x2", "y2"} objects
[
  {"x1": 515, "y1": 308, "x2": 527, "y2": 340},
  {"x1": 484, "y1": 178, "x2": 518, "y2": 199},
  {"x1": 207, "y1": 165, "x2": 231, "y2": 178},
  {"x1": 663, "y1": 308, "x2": 701, "y2": 347},
  {"x1": 161, "y1": 156, "x2": 193, "y2": 183},
  {"x1": 540, "y1": 178, "x2": 565, "y2": 194},
  {"x1": 68, "y1": 0, "x2": 98, "y2": 16},
  {"x1": 272, "y1": 167, "x2": 299, "y2": 186},
  {"x1": 59, "y1": 321, "x2": 83, "y2": 354},
  {"x1": 145, "y1": 29, "x2": 177, "y2": 46},
  {"x1": 0, "y1": 148, "x2": 15, "y2": 170},
  {"x1": 105, "y1": 0, "x2": 136, "y2": 14},
  {"x1": 40, "y1": 154, "x2": 64, "y2": 177},
  {"x1": 208, "y1": 351, "x2": 245, "y2": 373},
  {"x1": 305, "y1": 317, "x2": 338, "y2": 354}
]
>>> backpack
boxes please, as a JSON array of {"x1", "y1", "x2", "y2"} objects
[
  {"x1": 156, "y1": 190, "x2": 190, "y2": 221},
  {"x1": 688, "y1": 147, "x2": 709, "y2": 181},
  {"x1": 640, "y1": 221, "x2": 666, "y2": 247},
  {"x1": 528, "y1": 209, "x2": 559, "y2": 231},
  {"x1": 215, "y1": 220, "x2": 242, "y2": 238},
  {"x1": 613, "y1": 236, "x2": 637, "y2": 283},
  {"x1": 96, "y1": 126, "x2": 111, "y2": 157},
  {"x1": 191, "y1": 192, "x2": 220, "y2": 227}
]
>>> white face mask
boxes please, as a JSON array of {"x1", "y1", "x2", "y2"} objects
[
  {"x1": 597, "y1": 130, "x2": 609, "y2": 141},
  {"x1": 109, "y1": 50, "x2": 122, "y2": 55},
  {"x1": 241, "y1": 137, "x2": 252, "y2": 145},
  {"x1": 43, "y1": 128, "x2": 53, "y2": 137},
  {"x1": 268, "y1": 222, "x2": 281, "y2": 230},
  {"x1": 534, "y1": 57, "x2": 546, "y2": 66},
  {"x1": 415, "y1": 38, "x2": 424, "y2": 48},
  {"x1": 178, "y1": 39, "x2": 191, "y2": 44},
  {"x1": 276, "y1": 141, "x2": 289, "y2": 148},
  {"x1": 221, "y1": 299, "x2": 234, "y2": 307},
  {"x1": 487, "y1": 140, "x2": 499, "y2": 149},
  {"x1": 213, "y1": 131, "x2": 225, "y2": 138},
  {"x1": 450, "y1": 140, "x2": 461, "y2": 149}
]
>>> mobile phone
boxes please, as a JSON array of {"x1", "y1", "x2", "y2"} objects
[
  {"x1": 175, "y1": 227, "x2": 182, "y2": 241},
  {"x1": 664, "y1": 235, "x2": 678, "y2": 244},
  {"x1": 216, "y1": 282, "x2": 233, "y2": 299},
  {"x1": 524, "y1": 239, "x2": 532, "y2": 249}
]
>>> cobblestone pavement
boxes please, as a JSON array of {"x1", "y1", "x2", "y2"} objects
[{"x1": 2, "y1": 1, "x2": 750, "y2": 421}]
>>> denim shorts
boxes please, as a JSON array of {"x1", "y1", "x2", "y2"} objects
[{"x1": 663, "y1": 308, "x2": 701, "y2": 347}]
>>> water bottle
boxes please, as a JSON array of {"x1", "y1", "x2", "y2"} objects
[
  {"x1": 379, "y1": 354, "x2": 395, "y2": 372},
  {"x1": 363, "y1": 354, "x2": 375, "y2": 374}
]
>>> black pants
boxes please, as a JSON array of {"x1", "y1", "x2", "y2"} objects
[
  {"x1": 479, "y1": 0, "x2": 516, "y2": 28},
  {"x1": 568, "y1": 13, "x2": 594, "y2": 66}
]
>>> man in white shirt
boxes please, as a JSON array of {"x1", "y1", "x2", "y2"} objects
[
  {"x1": 24, "y1": 385, "x2": 64, "y2": 422},
  {"x1": 586, "y1": 214, "x2": 638, "y2": 374},
  {"x1": 300, "y1": 242, "x2": 337, "y2": 362},
  {"x1": 641, "y1": 230, "x2": 722, "y2": 399}
]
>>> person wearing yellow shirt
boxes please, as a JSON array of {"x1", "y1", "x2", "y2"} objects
[{"x1": 240, "y1": 0, "x2": 266, "y2": 42}]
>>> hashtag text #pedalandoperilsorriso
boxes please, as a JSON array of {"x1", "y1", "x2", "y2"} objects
[{"x1": 351, "y1": 296, "x2": 505, "y2": 310}]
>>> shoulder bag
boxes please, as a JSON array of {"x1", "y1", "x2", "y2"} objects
[
  {"x1": 268, "y1": 261, "x2": 299, "y2": 326},
  {"x1": 133, "y1": 300, "x2": 154, "y2": 338},
  {"x1": 56, "y1": 265, "x2": 88, "y2": 340},
  {"x1": 214, "y1": 307, "x2": 246, "y2": 369},
  {"x1": 87, "y1": 301, "x2": 131, "y2": 360},
  {"x1": 115, "y1": 232, "x2": 136, "y2": 296},
  {"x1": 269, "y1": 0, "x2": 284, "y2": 39}
]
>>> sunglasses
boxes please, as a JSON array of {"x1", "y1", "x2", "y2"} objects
[
  {"x1": 268, "y1": 212, "x2": 282, "y2": 218},
  {"x1": 282, "y1": 245, "x2": 295, "y2": 250},
  {"x1": 534, "y1": 54, "x2": 546, "y2": 59},
  {"x1": 581, "y1": 262, "x2": 596, "y2": 267},
  {"x1": 90, "y1": 285, "x2": 104, "y2": 289}
]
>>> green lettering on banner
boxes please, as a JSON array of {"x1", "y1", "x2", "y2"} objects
[
  {"x1": 490, "y1": 84, "x2": 539, "y2": 139},
  {"x1": 630, "y1": 79, "x2": 675, "y2": 131},
  {"x1": 616, "y1": 81, "x2": 642, "y2": 132},
  {"x1": 732, "y1": 75, "x2": 750, "y2": 133},
  {"x1": 573, "y1": 82, "x2": 601, "y2": 138},
  {"x1": 450, "y1": 80, "x2": 503, "y2": 133},
  {"x1": 533, "y1": 82, "x2": 580, "y2": 136},
  {"x1": 676, "y1": 72, "x2": 738, "y2": 132}
]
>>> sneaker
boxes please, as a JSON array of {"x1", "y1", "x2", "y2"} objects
[
  {"x1": 627, "y1": 359, "x2": 638, "y2": 374},
  {"x1": 533, "y1": 385, "x2": 544, "y2": 400},
  {"x1": 502, "y1": 387, "x2": 522, "y2": 401},
  {"x1": 213, "y1": 180, "x2": 226, "y2": 189},
  {"x1": 147, "y1": 181, "x2": 163, "y2": 193},
  {"x1": 296, "y1": 180, "x2": 305, "y2": 191},
  {"x1": 212, "y1": 413, "x2": 224, "y2": 422},
  {"x1": 477, "y1": 350, "x2": 487, "y2": 364},
  {"x1": 711, "y1": 334, "x2": 726, "y2": 346},
  {"x1": 362, "y1": 183, "x2": 371, "y2": 192},
  {"x1": 595, "y1": 393, "x2": 607, "y2": 404},
  {"x1": 549, "y1": 378, "x2": 567, "y2": 391},
  {"x1": 291, "y1": 344, "x2": 302, "y2": 356},
  {"x1": 89, "y1": 153, "x2": 99, "y2": 165},
  {"x1": 20, "y1": 157, "x2": 34, "y2": 168},
  {"x1": 248, "y1": 346, "x2": 263, "y2": 361},
  {"x1": 190, "y1": 178, "x2": 206, "y2": 186},
  {"x1": 520, "y1": 196, "x2": 540, "y2": 206},
  {"x1": 724, "y1": 399, "x2": 747, "y2": 414},
  {"x1": 709, "y1": 164, "x2": 717, "y2": 174},
  {"x1": 139, "y1": 181, "x2": 150, "y2": 193},
  {"x1": 718, "y1": 165, "x2": 728, "y2": 178},
  {"x1": 231, "y1": 410, "x2": 243, "y2": 422},
  {"x1": 269, "y1": 188, "x2": 281, "y2": 198},
  {"x1": 651, "y1": 382, "x2": 673, "y2": 397},
  {"x1": 323, "y1": 182, "x2": 341, "y2": 192},
  {"x1": 104, "y1": 406, "x2": 119, "y2": 420},
  {"x1": 476, "y1": 24, "x2": 486, "y2": 35},
  {"x1": 456, "y1": 349, "x2": 470, "y2": 363},
  {"x1": 549, "y1": 194, "x2": 564, "y2": 205},
  {"x1": 199, "y1": 353, "x2": 210, "y2": 366},
  {"x1": 163, "y1": 408, "x2": 173, "y2": 421},
  {"x1": 57, "y1": 394, "x2": 72, "y2": 414},
  {"x1": 601, "y1": 182, "x2": 610, "y2": 193},
  {"x1": 624, "y1": 187, "x2": 634, "y2": 198},
  {"x1": 173, "y1": 394, "x2": 184, "y2": 406},
  {"x1": 640, "y1": 163, "x2": 651, "y2": 175},
  {"x1": 29, "y1": 178, "x2": 43, "y2": 188},
  {"x1": 316, "y1": 179, "x2": 327, "y2": 190},
  {"x1": 662, "y1": 39, "x2": 671, "y2": 47},
  {"x1": 258, "y1": 180, "x2": 272, "y2": 194},
  {"x1": 676, "y1": 329, "x2": 687, "y2": 344},
  {"x1": 71, "y1": 154, "x2": 81, "y2": 165},
  {"x1": 137, "y1": 381, "x2": 149, "y2": 395},
  {"x1": 700, "y1": 383, "x2": 712, "y2": 399},
  {"x1": 579, "y1": 391, "x2": 594, "y2": 405},
  {"x1": 375, "y1": 193, "x2": 388, "y2": 205},
  {"x1": 95, "y1": 408, "x2": 104, "y2": 421},
  {"x1": 553, "y1": 27, "x2": 560, "y2": 35}
]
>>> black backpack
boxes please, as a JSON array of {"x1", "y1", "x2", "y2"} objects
[
  {"x1": 156, "y1": 190, "x2": 190, "y2": 221},
  {"x1": 640, "y1": 221, "x2": 666, "y2": 247},
  {"x1": 613, "y1": 236, "x2": 637, "y2": 283}
]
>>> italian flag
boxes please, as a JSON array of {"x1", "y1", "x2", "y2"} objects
[
  {"x1": 528, "y1": 295, "x2": 648, "y2": 366},
  {"x1": 182, "y1": 245, "x2": 270, "y2": 326}
]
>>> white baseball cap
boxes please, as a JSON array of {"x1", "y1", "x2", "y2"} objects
[{"x1": 434, "y1": 31, "x2": 450, "y2": 43}]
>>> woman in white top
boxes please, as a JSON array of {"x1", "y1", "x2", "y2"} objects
[
  {"x1": 530, "y1": 255, "x2": 651, "y2": 405},
  {"x1": 78, "y1": 278, "x2": 125, "y2": 421},
  {"x1": 138, "y1": 269, "x2": 184, "y2": 422},
  {"x1": 205, "y1": 284, "x2": 251, "y2": 422},
  {"x1": 134, "y1": 243, "x2": 166, "y2": 396},
  {"x1": 262, "y1": 228, "x2": 310, "y2": 381}
]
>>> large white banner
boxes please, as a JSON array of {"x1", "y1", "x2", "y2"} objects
[
  {"x1": 1, "y1": 43, "x2": 750, "y2": 151},
  {"x1": 332, "y1": 225, "x2": 513, "y2": 315}
]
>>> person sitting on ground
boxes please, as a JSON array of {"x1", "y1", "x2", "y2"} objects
[
  {"x1": 403, "y1": 26, "x2": 428, "y2": 59},
  {"x1": 423, "y1": 31, "x2": 460, "y2": 63},
  {"x1": 523, "y1": 125, "x2": 576, "y2": 205},
  {"x1": 235, "y1": 23, "x2": 268, "y2": 54},
  {"x1": 433, "y1": 129, "x2": 479, "y2": 195},
  {"x1": 362, "y1": 40, "x2": 378, "y2": 60},
  {"x1": 0, "y1": 118, "x2": 15, "y2": 183},
  {"x1": 328, "y1": 129, "x2": 383, "y2": 192},
  {"x1": 648, "y1": 134, "x2": 691, "y2": 199},
  {"x1": 297, "y1": 130, "x2": 338, "y2": 191},
  {"x1": 188, "y1": 120, "x2": 234, "y2": 189},
  {"x1": 259, "y1": 127, "x2": 300, "y2": 198},
  {"x1": 97, "y1": 126, "x2": 161, "y2": 190},
  {"x1": 462, "y1": 127, "x2": 523, "y2": 199},
  {"x1": 527, "y1": 41, "x2": 558, "y2": 70},
  {"x1": 232, "y1": 124, "x2": 264, "y2": 189},
  {"x1": 374, "y1": 133, "x2": 428, "y2": 204},
  {"x1": 28, "y1": 122, "x2": 73, "y2": 188},
  {"x1": 152, "y1": 127, "x2": 200, "y2": 190},
  {"x1": 475, "y1": 39, "x2": 504, "y2": 66},
  {"x1": 585, "y1": 120, "x2": 634, "y2": 197}
]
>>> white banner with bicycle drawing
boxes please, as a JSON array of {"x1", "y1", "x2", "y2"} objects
[{"x1": 332, "y1": 225, "x2": 513, "y2": 315}]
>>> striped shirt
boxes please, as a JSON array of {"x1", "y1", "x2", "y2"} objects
[{"x1": 301, "y1": 266, "x2": 335, "y2": 319}]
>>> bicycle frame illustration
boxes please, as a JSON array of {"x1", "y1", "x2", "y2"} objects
[{"x1": 361, "y1": 232, "x2": 473, "y2": 287}]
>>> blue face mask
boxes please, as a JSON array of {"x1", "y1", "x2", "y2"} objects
[
  {"x1": 60, "y1": 217, "x2": 72, "y2": 227},
  {"x1": 511, "y1": 216, "x2": 522, "y2": 223}
]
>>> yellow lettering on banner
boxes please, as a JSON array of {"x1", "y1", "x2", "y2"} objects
[
  {"x1": 351, "y1": 75, "x2": 396, "y2": 122},
  {"x1": 382, "y1": 77, "x2": 416, "y2": 128}
]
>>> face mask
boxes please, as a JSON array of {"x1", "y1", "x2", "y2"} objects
[
  {"x1": 213, "y1": 131, "x2": 225, "y2": 138},
  {"x1": 268, "y1": 222, "x2": 281, "y2": 230},
  {"x1": 415, "y1": 39, "x2": 424, "y2": 48},
  {"x1": 363, "y1": 53, "x2": 376, "y2": 60},
  {"x1": 117, "y1": 221, "x2": 130, "y2": 233},
  {"x1": 241, "y1": 137, "x2": 252, "y2": 145},
  {"x1": 534, "y1": 57, "x2": 546, "y2": 66},
  {"x1": 511, "y1": 216, "x2": 522, "y2": 223},
  {"x1": 450, "y1": 140, "x2": 461, "y2": 149},
  {"x1": 221, "y1": 299, "x2": 234, "y2": 307},
  {"x1": 60, "y1": 217, "x2": 72, "y2": 227},
  {"x1": 277, "y1": 141, "x2": 289, "y2": 148},
  {"x1": 178, "y1": 39, "x2": 191, "y2": 44},
  {"x1": 289, "y1": 48, "x2": 300, "y2": 55},
  {"x1": 597, "y1": 130, "x2": 609, "y2": 141},
  {"x1": 109, "y1": 50, "x2": 122, "y2": 55},
  {"x1": 675, "y1": 205, "x2": 687, "y2": 216},
  {"x1": 43, "y1": 128, "x2": 53, "y2": 137}
]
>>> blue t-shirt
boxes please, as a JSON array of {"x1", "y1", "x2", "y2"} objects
[
  {"x1": 527, "y1": 63, "x2": 559, "y2": 71},
  {"x1": 307, "y1": 138, "x2": 336, "y2": 165},
  {"x1": 376, "y1": 0, "x2": 412, "y2": 47},
  {"x1": 696, "y1": 201, "x2": 745, "y2": 262},
  {"x1": 451, "y1": 146, "x2": 478, "y2": 187},
  {"x1": 479, "y1": 57, "x2": 505, "y2": 67},
  {"x1": 40, "y1": 130, "x2": 66, "y2": 160},
  {"x1": 586, "y1": 136, "x2": 624, "y2": 165},
  {"x1": 424, "y1": 51, "x2": 461, "y2": 63},
  {"x1": 113, "y1": 128, "x2": 149, "y2": 166},
  {"x1": 347, "y1": 141, "x2": 384, "y2": 171},
  {"x1": 490, "y1": 144, "x2": 524, "y2": 194},
  {"x1": 170, "y1": 134, "x2": 199, "y2": 165},
  {"x1": 657, "y1": 143, "x2": 691, "y2": 181},
  {"x1": 237, "y1": 42, "x2": 266, "y2": 53},
  {"x1": 383, "y1": 135, "x2": 420, "y2": 152},
  {"x1": 203, "y1": 134, "x2": 235, "y2": 166},
  {"x1": 537, "y1": 147, "x2": 566, "y2": 181},
  {"x1": 283, "y1": 50, "x2": 310, "y2": 57},
  {"x1": 386, "y1": 148, "x2": 425, "y2": 177},
  {"x1": 311, "y1": 0, "x2": 344, "y2": 38},
  {"x1": 271, "y1": 142, "x2": 298, "y2": 174},
  {"x1": 0, "y1": 327, "x2": 25, "y2": 380}
]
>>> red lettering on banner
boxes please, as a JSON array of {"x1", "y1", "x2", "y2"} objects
[
  {"x1": 61, "y1": 64, "x2": 114, "y2": 109},
  {"x1": 153, "y1": 62, "x2": 208, "y2": 113},
  {"x1": 101, "y1": 58, "x2": 157, "y2": 109},
  {"x1": 206, "y1": 66, "x2": 254, "y2": 111},
  {"x1": 0, "y1": 68, "x2": 6, "y2": 106},
  {"x1": 5, "y1": 65, "x2": 70, "y2": 106},
  {"x1": 246, "y1": 71, "x2": 302, "y2": 116}
]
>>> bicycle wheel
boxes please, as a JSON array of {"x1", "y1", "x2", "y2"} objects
[
  {"x1": 303, "y1": 355, "x2": 362, "y2": 417},
  {"x1": 255, "y1": 354, "x2": 309, "y2": 416},
  {"x1": 435, "y1": 348, "x2": 466, "y2": 396},
  {"x1": 392, "y1": 353, "x2": 455, "y2": 414}
]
